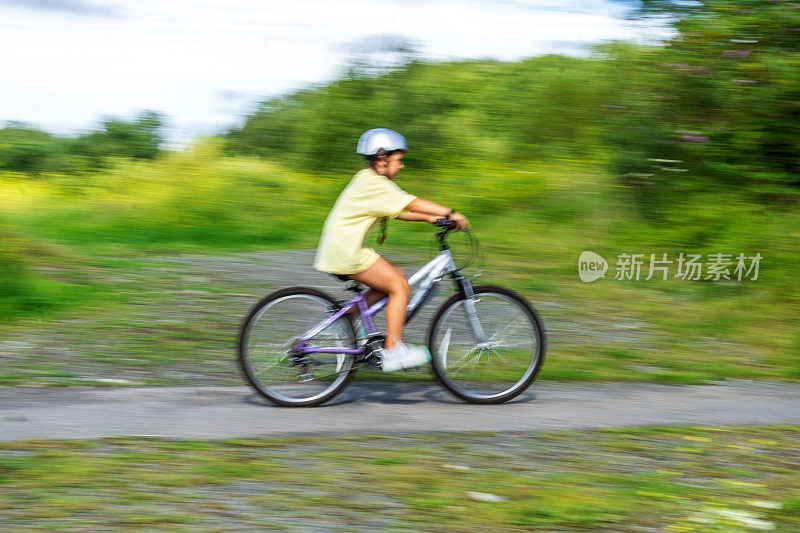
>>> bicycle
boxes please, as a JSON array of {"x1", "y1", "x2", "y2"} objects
[{"x1": 237, "y1": 220, "x2": 546, "y2": 407}]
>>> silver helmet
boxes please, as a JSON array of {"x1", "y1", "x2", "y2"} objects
[{"x1": 356, "y1": 128, "x2": 407, "y2": 155}]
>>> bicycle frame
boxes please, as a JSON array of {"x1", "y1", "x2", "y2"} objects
[{"x1": 294, "y1": 248, "x2": 477, "y2": 357}]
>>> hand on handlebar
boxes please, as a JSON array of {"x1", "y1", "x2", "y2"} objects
[
  {"x1": 433, "y1": 212, "x2": 470, "y2": 231},
  {"x1": 449, "y1": 212, "x2": 469, "y2": 231}
]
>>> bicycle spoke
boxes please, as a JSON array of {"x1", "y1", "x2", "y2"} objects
[
  {"x1": 486, "y1": 317, "x2": 529, "y2": 345},
  {"x1": 491, "y1": 342, "x2": 535, "y2": 352},
  {"x1": 447, "y1": 349, "x2": 482, "y2": 374},
  {"x1": 308, "y1": 364, "x2": 362, "y2": 381}
]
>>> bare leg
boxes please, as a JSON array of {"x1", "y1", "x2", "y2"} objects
[
  {"x1": 357, "y1": 266, "x2": 404, "y2": 311},
  {"x1": 346, "y1": 258, "x2": 409, "y2": 349},
  {"x1": 344, "y1": 266, "x2": 405, "y2": 315}
]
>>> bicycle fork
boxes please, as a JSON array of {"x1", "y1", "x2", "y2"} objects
[{"x1": 453, "y1": 272, "x2": 487, "y2": 344}]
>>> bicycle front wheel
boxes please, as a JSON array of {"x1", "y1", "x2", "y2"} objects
[
  {"x1": 238, "y1": 287, "x2": 357, "y2": 407},
  {"x1": 428, "y1": 285, "x2": 546, "y2": 404}
]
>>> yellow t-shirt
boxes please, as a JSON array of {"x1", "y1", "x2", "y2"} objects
[{"x1": 314, "y1": 168, "x2": 417, "y2": 275}]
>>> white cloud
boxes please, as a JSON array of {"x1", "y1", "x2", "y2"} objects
[
  {"x1": 0, "y1": 0, "x2": 119, "y2": 17},
  {"x1": 0, "y1": 0, "x2": 671, "y2": 144}
]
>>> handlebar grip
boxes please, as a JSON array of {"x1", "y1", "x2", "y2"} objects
[{"x1": 434, "y1": 218, "x2": 458, "y2": 229}]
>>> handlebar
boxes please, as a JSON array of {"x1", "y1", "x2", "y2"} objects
[
  {"x1": 430, "y1": 219, "x2": 482, "y2": 275},
  {"x1": 434, "y1": 218, "x2": 458, "y2": 229},
  {"x1": 433, "y1": 218, "x2": 462, "y2": 251}
]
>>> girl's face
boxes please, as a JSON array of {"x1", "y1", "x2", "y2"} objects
[{"x1": 375, "y1": 152, "x2": 405, "y2": 180}]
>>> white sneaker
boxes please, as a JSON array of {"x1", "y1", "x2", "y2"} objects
[{"x1": 381, "y1": 342, "x2": 431, "y2": 372}]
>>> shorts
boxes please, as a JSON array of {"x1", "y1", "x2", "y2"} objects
[{"x1": 330, "y1": 273, "x2": 351, "y2": 282}]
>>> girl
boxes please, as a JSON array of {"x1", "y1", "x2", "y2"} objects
[{"x1": 314, "y1": 128, "x2": 469, "y2": 371}]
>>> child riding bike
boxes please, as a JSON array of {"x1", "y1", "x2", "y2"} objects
[{"x1": 313, "y1": 128, "x2": 469, "y2": 372}]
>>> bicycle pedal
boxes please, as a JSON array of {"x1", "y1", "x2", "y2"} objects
[
  {"x1": 358, "y1": 345, "x2": 384, "y2": 370},
  {"x1": 364, "y1": 334, "x2": 385, "y2": 350},
  {"x1": 364, "y1": 351, "x2": 384, "y2": 370}
]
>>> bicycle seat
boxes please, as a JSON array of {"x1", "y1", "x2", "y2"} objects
[{"x1": 344, "y1": 280, "x2": 366, "y2": 293}]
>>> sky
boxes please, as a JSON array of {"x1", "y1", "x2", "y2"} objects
[{"x1": 0, "y1": 0, "x2": 671, "y2": 145}]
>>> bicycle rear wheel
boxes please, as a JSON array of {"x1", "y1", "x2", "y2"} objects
[
  {"x1": 238, "y1": 287, "x2": 357, "y2": 407},
  {"x1": 428, "y1": 285, "x2": 546, "y2": 404}
]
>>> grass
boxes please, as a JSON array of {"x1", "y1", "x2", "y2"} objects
[
  {"x1": 2, "y1": 427, "x2": 800, "y2": 530},
  {"x1": 0, "y1": 144, "x2": 798, "y2": 386}
]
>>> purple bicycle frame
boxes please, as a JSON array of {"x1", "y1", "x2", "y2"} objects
[
  {"x1": 295, "y1": 292, "x2": 378, "y2": 356},
  {"x1": 293, "y1": 252, "x2": 455, "y2": 356}
]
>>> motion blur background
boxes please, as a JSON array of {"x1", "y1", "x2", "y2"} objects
[
  {"x1": 1, "y1": 0, "x2": 799, "y2": 385},
  {"x1": 3, "y1": 2, "x2": 800, "y2": 530}
]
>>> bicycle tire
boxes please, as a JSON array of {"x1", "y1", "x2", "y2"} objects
[
  {"x1": 428, "y1": 285, "x2": 546, "y2": 404},
  {"x1": 238, "y1": 287, "x2": 357, "y2": 407}
]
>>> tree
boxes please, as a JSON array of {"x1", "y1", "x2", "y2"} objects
[
  {"x1": 71, "y1": 110, "x2": 165, "y2": 161},
  {"x1": 0, "y1": 123, "x2": 65, "y2": 176},
  {"x1": 608, "y1": 0, "x2": 800, "y2": 197}
]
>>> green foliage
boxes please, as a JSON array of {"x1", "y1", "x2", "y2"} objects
[
  {"x1": 70, "y1": 110, "x2": 165, "y2": 163},
  {"x1": 0, "y1": 111, "x2": 165, "y2": 177},
  {"x1": 0, "y1": 124, "x2": 67, "y2": 176},
  {"x1": 0, "y1": 223, "x2": 62, "y2": 318},
  {"x1": 227, "y1": 1, "x2": 799, "y2": 212},
  {"x1": 604, "y1": 0, "x2": 800, "y2": 209},
  {"x1": 0, "y1": 139, "x2": 335, "y2": 255},
  {"x1": 225, "y1": 56, "x2": 612, "y2": 172}
]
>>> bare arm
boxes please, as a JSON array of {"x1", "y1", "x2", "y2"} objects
[
  {"x1": 406, "y1": 198, "x2": 450, "y2": 217},
  {"x1": 403, "y1": 198, "x2": 470, "y2": 230},
  {"x1": 396, "y1": 211, "x2": 438, "y2": 223}
]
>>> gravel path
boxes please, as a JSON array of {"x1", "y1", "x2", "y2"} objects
[
  {"x1": 2, "y1": 380, "x2": 798, "y2": 441},
  {"x1": 1, "y1": 249, "x2": 661, "y2": 387}
]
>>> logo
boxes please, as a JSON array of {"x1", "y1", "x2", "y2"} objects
[
  {"x1": 579, "y1": 251, "x2": 608, "y2": 282},
  {"x1": 577, "y1": 251, "x2": 761, "y2": 282}
]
